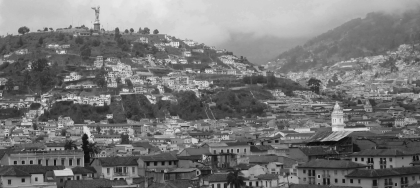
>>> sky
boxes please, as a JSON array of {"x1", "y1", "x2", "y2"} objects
[{"x1": 0, "y1": 0, "x2": 419, "y2": 64}]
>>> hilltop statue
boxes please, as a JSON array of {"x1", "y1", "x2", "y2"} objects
[
  {"x1": 91, "y1": 6, "x2": 100, "y2": 21},
  {"x1": 91, "y1": 6, "x2": 101, "y2": 32}
]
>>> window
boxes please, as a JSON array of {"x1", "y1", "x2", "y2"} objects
[
  {"x1": 146, "y1": 162, "x2": 150, "y2": 166},
  {"x1": 7, "y1": 179, "x2": 11, "y2": 185},
  {"x1": 161, "y1": 161, "x2": 165, "y2": 165},
  {"x1": 303, "y1": 170, "x2": 306, "y2": 174},
  {"x1": 29, "y1": 160, "x2": 33, "y2": 164},
  {"x1": 413, "y1": 176, "x2": 415, "y2": 181},
  {"x1": 335, "y1": 179, "x2": 338, "y2": 183},
  {"x1": 334, "y1": 170, "x2": 337, "y2": 175},
  {"x1": 237, "y1": 149, "x2": 239, "y2": 153},
  {"x1": 13, "y1": 161, "x2": 17, "y2": 165},
  {"x1": 373, "y1": 180, "x2": 377, "y2": 186},
  {"x1": 213, "y1": 150, "x2": 216, "y2": 154},
  {"x1": 21, "y1": 160, "x2": 25, "y2": 165},
  {"x1": 77, "y1": 176, "x2": 80, "y2": 180},
  {"x1": 217, "y1": 183, "x2": 221, "y2": 188},
  {"x1": 107, "y1": 168, "x2": 110, "y2": 174},
  {"x1": 132, "y1": 167, "x2": 135, "y2": 173},
  {"x1": 354, "y1": 158, "x2": 358, "y2": 161},
  {"x1": 350, "y1": 179, "x2": 353, "y2": 184},
  {"x1": 174, "y1": 161, "x2": 177, "y2": 165},
  {"x1": 342, "y1": 179, "x2": 345, "y2": 183},
  {"x1": 54, "y1": 160, "x2": 57, "y2": 166},
  {"x1": 221, "y1": 150, "x2": 223, "y2": 153},
  {"x1": 303, "y1": 178, "x2": 306, "y2": 181},
  {"x1": 60, "y1": 178, "x2": 63, "y2": 183},
  {"x1": 361, "y1": 158, "x2": 364, "y2": 162},
  {"x1": 21, "y1": 178, "x2": 25, "y2": 183},
  {"x1": 358, "y1": 179, "x2": 361, "y2": 184},
  {"x1": 35, "y1": 177, "x2": 38, "y2": 182},
  {"x1": 38, "y1": 159, "x2": 42, "y2": 165},
  {"x1": 390, "y1": 165, "x2": 393, "y2": 168},
  {"x1": 317, "y1": 175, "x2": 320, "y2": 179},
  {"x1": 77, "y1": 159, "x2": 80, "y2": 166},
  {"x1": 154, "y1": 162, "x2": 157, "y2": 166},
  {"x1": 389, "y1": 158, "x2": 393, "y2": 162},
  {"x1": 46, "y1": 159, "x2": 49, "y2": 166},
  {"x1": 231, "y1": 149, "x2": 233, "y2": 153},
  {"x1": 169, "y1": 161, "x2": 172, "y2": 165},
  {"x1": 69, "y1": 159, "x2": 73, "y2": 166}
]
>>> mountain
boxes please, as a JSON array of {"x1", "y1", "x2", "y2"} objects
[
  {"x1": 271, "y1": 7, "x2": 420, "y2": 73},
  {"x1": 217, "y1": 32, "x2": 308, "y2": 65}
]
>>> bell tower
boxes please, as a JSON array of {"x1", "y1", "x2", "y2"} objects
[{"x1": 331, "y1": 101, "x2": 345, "y2": 131}]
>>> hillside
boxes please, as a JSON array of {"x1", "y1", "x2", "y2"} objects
[{"x1": 272, "y1": 8, "x2": 420, "y2": 73}]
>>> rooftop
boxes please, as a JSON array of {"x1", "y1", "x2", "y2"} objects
[{"x1": 298, "y1": 159, "x2": 368, "y2": 169}]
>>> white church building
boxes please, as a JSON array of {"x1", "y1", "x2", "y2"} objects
[{"x1": 331, "y1": 102, "x2": 369, "y2": 132}]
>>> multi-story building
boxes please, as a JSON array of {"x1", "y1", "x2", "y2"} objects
[
  {"x1": 202, "y1": 142, "x2": 251, "y2": 155},
  {"x1": 350, "y1": 149, "x2": 419, "y2": 169},
  {"x1": 346, "y1": 166, "x2": 420, "y2": 188},
  {"x1": 90, "y1": 156, "x2": 139, "y2": 183},
  {"x1": 297, "y1": 159, "x2": 367, "y2": 185},
  {"x1": 0, "y1": 165, "x2": 60, "y2": 188},
  {"x1": 0, "y1": 151, "x2": 85, "y2": 168}
]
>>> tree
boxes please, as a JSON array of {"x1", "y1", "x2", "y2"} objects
[
  {"x1": 80, "y1": 44, "x2": 91, "y2": 59},
  {"x1": 125, "y1": 79, "x2": 133, "y2": 88},
  {"x1": 17, "y1": 36, "x2": 24, "y2": 47},
  {"x1": 143, "y1": 27, "x2": 150, "y2": 34},
  {"x1": 32, "y1": 123, "x2": 38, "y2": 130},
  {"x1": 18, "y1": 26, "x2": 30, "y2": 35},
  {"x1": 68, "y1": 25, "x2": 72, "y2": 29},
  {"x1": 120, "y1": 134, "x2": 129, "y2": 144},
  {"x1": 124, "y1": 29, "x2": 129, "y2": 34},
  {"x1": 307, "y1": 77, "x2": 322, "y2": 94},
  {"x1": 227, "y1": 170, "x2": 245, "y2": 188},
  {"x1": 88, "y1": 142, "x2": 100, "y2": 158},
  {"x1": 284, "y1": 172, "x2": 290, "y2": 188},
  {"x1": 114, "y1": 27, "x2": 121, "y2": 41},
  {"x1": 61, "y1": 129, "x2": 67, "y2": 136},
  {"x1": 49, "y1": 28, "x2": 53, "y2": 31},
  {"x1": 96, "y1": 125, "x2": 101, "y2": 134},
  {"x1": 130, "y1": 28, "x2": 134, "y2": 33},
  {"x1": 5, "y1": 79, "x2": 14, "y2": 91},
  {"x1": 82, "y1": 134, "x2": 90, "y2": 163},
  {"x1": 75, "y1": 36, "x2": 84, "y2": 44},
  {"x1": 95, "y1": 67, "x2": 107, "y2": 88},
  {"x1": 153, "y1": 29, "x2": 159, "y2": 34},
  {"x1": 116, "y1": 77, "x2": 122, "y2": 84},
  {"x1": 109, "y1": 128, "x2": 115, "y2": 135},
  {"x1": 138, "y1": 27, "x2": 142, "y2": 33},
  {"x1": 44, "y1": 27, "x2": 48, "y2": 32},
  {"x1": 64, "y1": 140, "x2": 77, "y2": 150},
  {"x1": 38, "y1": 37, "x2": 44, "y2": 45}
]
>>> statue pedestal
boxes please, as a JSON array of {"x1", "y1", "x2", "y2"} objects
[{"x1": 94, "y1": 22, "x2": 100, "y2": 32}]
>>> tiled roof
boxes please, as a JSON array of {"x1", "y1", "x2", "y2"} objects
[
  {"x1": 64, "y1": 179, "x2": 127, "y2": 188},
  {"x1": 256, "y1": 174, "x2": 279, "y2": 180},
  {"x1": 290, "y1": 185, "x2": 362, "y2": 188},
  {"x1": 225, "y1": 142, "x2": 249, "y2": 146},
  {"x1": 71, "y1": 166, "x2": 97, "y2": 174},
  {"x1": 298, "y1": 147, "x2": 339, "y2": 156},
  {"x1": 97, "y1": 156, "x2": 139, "y2": 167},
  {"x1": 203, "y1": 173, "x2": 229, "y2": 182},
  {"x1": 140, "y1": 153, "x2": 178, "y2": 162},
  {"x1": 298, "y1": 159, "x2": 368, "y2": 169},
  {"x1": 350, "y1": 149, "x2": 415, "y2": 156},
  {"x1": 346, "y1": 166, "x2": 420, "y2": 178},
  {"x1": 250, "y1": 145, "x2": 274, "y2": 152},
  {"x1": 248, "y1": 155, "x2": 278, "y2": 163},
  {"x1": 182, "y1": 148, "x2": 211, "y2": 156},
  {"x1": 0, "y1": 166, "x2": 30, "y2": 177}
]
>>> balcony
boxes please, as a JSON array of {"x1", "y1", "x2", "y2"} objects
[{"x1": 114, "y1": 172, "x2": 129, "y2": 176}]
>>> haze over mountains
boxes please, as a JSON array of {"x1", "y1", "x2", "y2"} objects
[{"x1": 268, "y1": 5, "x2": 420, "y2": 72}]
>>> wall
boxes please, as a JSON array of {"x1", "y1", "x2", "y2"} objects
[{"x1": 352, "y1": 156, "x2": 413, "y2": 169}]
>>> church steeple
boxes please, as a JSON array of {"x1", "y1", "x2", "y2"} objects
[{"x1": 331, "y1": 101, "x2": 345, "y2": 131}]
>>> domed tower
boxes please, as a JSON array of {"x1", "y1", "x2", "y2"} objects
[
  {"x1": 331, "y1": 101, "x2": 345, "y2": 131},
  {"x1": 364, "y1": 100, "x2": 373, "y2": 112}
]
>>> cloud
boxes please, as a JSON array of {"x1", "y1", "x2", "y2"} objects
[{"x1": 0, "y1": 0, "x2": 419, "y2": 63}]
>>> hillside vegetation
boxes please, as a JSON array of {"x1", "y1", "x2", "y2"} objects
[{"x1": 274, "y1": 8, "x2": 420, "y2": 72}]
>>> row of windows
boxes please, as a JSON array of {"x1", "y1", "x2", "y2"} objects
[
  {"x1": 7, "y1": 178, "x2": 35, "y2": 185},
  {"x1": 13, "y1": 158, "x2": 81, "y2": 166},
  {"x1": 213, "y1": 149, "x2": 247, "y2": 154},
  {"x1": 145, "y1": 161, "x2": 177, "y2": 166},
  {"x1": 107, "y1": 167, "x2": 136, "y2": 174}
]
